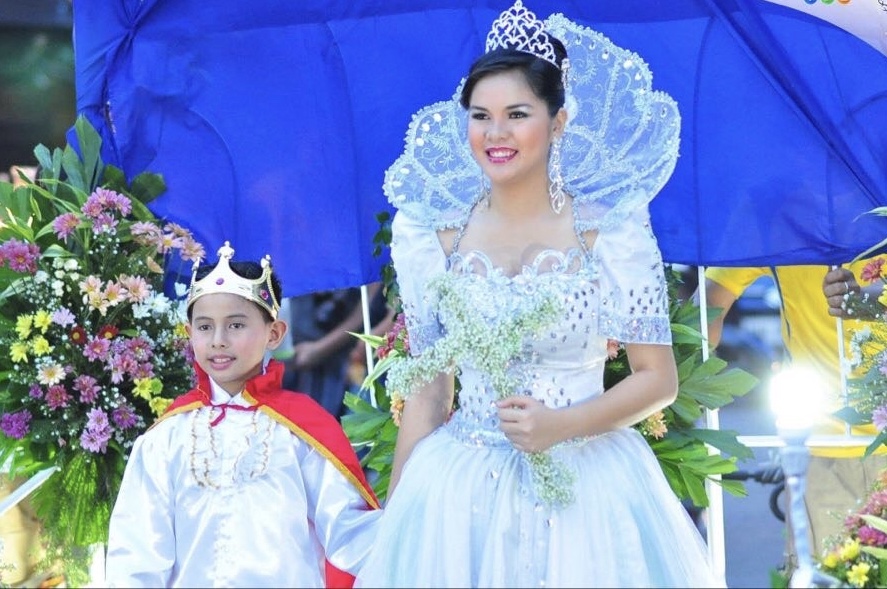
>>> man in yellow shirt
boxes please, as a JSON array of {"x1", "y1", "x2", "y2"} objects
[{"x1": 699, "y1": 263, "x2": 887, "y2": 560}]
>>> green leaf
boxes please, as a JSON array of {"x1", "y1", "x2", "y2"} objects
[
  {"x1": 832, "y1": 406, "x2": 869, "y2": 426},
  {"x1": 129, "y1": 171, "x2": 167, "y2": 204},
  {"x1": 72, "y1": 114, "x2": 104, "y2": 191}
]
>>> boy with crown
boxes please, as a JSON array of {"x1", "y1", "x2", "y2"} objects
[{"x1": 105, "y1": 242, "x2": 381, "y2": 588}]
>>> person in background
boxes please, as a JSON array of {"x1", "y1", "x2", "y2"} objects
[
  {"x1": 695, "y1": 264, "x2": 887, "y2": 563},
  {"x1": 105, "y1": 242, "x2": 380, "y2": 588},
  {"x1": 355, "y1": 2, "x2": 721, "y2": 586},
  {"x1": 276, "y1": 283, "x2": 384, "y2": 418}
]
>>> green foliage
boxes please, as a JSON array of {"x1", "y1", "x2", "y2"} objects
[{"x1": 0, "y1": 115, "x2": 199, "y2": 585}]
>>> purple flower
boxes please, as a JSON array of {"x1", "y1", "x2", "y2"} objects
[
  {"x1": 28, "y1": 384, "x2": 43, "y2": 399},
  {"x1": 72, "y1": 375, "x2": 100, "y2": 404},
  {"x1": 858, "y1": 524, "x2": 887, "y2": 547},
  {"x1": 112, "y1": 405, "x2": 138, "y2": 429},
  {"x1": 874, "y1": 405, "x2": 887, "y2": 432},
  {"x1": 51, "y1": 212, "x2": 80, "y2": 239},
  {"x1": 51, "y1": 307, "x2": 76, "y2": 327},
  {"x1": 79, "y1": 427, "x2": 111, "y2": 454},
  {"x1": 85, "y1": 407, "x2": 110, "y2": 431},
  {"x1": 1, "y1": 410, "x2": 32, "y2": 439},
  {"x1": 91, "y1": 212, "x2": 119, "y2": 235}
]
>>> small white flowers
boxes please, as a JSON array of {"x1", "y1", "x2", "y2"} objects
[{"x1": 386, "y1": 272, "x2": 575, "y2": 506}]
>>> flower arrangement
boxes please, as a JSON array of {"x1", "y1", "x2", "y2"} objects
[
  {"x1": 816, "y1": 468, "x2": 887, "y2": 587},
  {"x1": 345, "y1": 216, "x2": 758, "y2": 506},
  {"x1": 835, "y1": 254, "x2": 887, "y2": 456},
  {"x1": 0, "y1": 116, "x2": 204, "y2": 584},
  {"x1": 381, "y1": 271, "x2": 573, "y2": 506}
]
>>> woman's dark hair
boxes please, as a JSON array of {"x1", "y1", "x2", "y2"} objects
[
  {"x1": 187, "y1": 260, "x2": 282, "y2": 323},
  {"x1": 459, "y1": 33, "x2": 568, "y2": 117}
]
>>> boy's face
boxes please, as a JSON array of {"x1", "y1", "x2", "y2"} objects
[{"x1": 186, "y1": 293, "x2": 287, "y2": 395}]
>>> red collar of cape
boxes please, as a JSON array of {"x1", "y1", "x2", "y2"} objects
[{"x1": 157, "y1": 359, "x2": 379, "y2": 589}]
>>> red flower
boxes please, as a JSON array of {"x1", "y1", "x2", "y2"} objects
[
  {"x1": 861, "y1": 258, "x2": 886, "y2": 283},
  {"x1": 70, "y1": 326, "x2": 87, "y2": 346},
  {"x1": 97, "y1": 325, "x2": 119, "y2": 340}
]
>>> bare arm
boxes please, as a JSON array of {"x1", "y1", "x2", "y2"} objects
[
  {"x1": 497, "y1": 342, "x2": 678, "y2": 452},
  {"x1": 389, "y1": 372, "x2": 455, "y2": 496}
]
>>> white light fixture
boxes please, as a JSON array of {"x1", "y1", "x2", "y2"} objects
[{"x1": 768, "y1": 366, "x2": 840, "y2": 588}]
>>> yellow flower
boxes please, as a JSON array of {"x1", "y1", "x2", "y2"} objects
[
  {"x1": 33, "y1": 310, "x2": 52, "y2": 333},
  {"x1": 847, "y1": 561, "x2": 871, "y2": 588},
  {"x1": 821, "y1": 551, "x2": 839, "y2": 569},
  {"x1": 133, "y1": 378, "x2": 155, "y2": 400},
  {"x1": 15, "y1": 314, "x2": 33, "y2": 339},
  {"x1": 879, "y1": 287, "x2": 887, "y2": 309},
  {"x1": 149, "y1": 397, "x2": 172, "y2": 416},
  {"x1": 840, "y1": 538, "x2": 861, "y2": 561},
  {"x1": 174, "y1": 322, "x2": 188, "y2": 339},
  {"x1": 31, "y1": 336, "x2": 53, "y2": 356},
  {"x1": 10, "y1": 341, "x2": 29, "y2": 363}
]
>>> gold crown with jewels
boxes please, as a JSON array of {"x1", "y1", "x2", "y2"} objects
[
  {"x1": 187, "y1": 241, "x2": 280, "y2": 319},
  {"x1": 485, "y1": 1, "x2": 561, "y2": 69}
]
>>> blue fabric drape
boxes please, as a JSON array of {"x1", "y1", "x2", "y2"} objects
[{"x1": 72, "y1": 0, "x2": 887, "y2": 296}]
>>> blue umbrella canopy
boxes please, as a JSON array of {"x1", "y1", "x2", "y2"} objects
[{"x1": 72, "y1": 0, "x2": 887, "y2": 296}]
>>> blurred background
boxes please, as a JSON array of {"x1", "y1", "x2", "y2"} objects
[{"x1": 0, "y1": 0, "x2": 73, "y2": 181}]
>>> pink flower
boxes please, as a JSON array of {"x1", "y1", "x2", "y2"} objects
[
  {"x1": 51, "y1": 212, "x2": 80, "y2": 239},
  {"x1": 83, "y1": 337, "x2": 111, "y2": 361},
  {"x1": 45, "y1": 385, "x2": 72, "y2": 410},
  {"x1": 0, "y1": 239, "x2": 40, "y2": 273},
  {"x1": 861, "y1": 258, "x2": 886, "y2": 283},
  {"x1": 857, "y1": 524, "x2": 887, "y2": 547}
]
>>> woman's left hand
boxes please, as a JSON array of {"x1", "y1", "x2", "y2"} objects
[{"x1": 496, "y1": 396, "x2": 559, "y2": 453}]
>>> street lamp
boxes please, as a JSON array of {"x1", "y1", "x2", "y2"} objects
[{"x1": 769, "y1": 367, "x2": 842, "y2": 588}]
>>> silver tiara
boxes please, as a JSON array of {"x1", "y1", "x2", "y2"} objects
[{"x1": 484, "y1": 1, "x2": 560, "y2": 68}]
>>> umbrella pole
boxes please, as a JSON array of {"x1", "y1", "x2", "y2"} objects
[
  {"x1": 697, "y1": 265, "x2": 727, "y2": 581},
  {"x1": 359, "y1": 284, "x2": 378, "y2": 408},
  {"x1": 832, "y1": 265, "x2": 850, "y2": 437}
]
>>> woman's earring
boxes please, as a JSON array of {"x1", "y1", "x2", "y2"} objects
[{"x1": 549, "y1": 137, "x2": 565, "y2": 214}]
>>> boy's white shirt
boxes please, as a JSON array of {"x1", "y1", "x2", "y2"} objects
[{"x1": 105, "y1": 356, "x2": 381, "y2": 588}]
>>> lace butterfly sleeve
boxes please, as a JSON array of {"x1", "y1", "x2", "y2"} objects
[
  {"x1": 595, "y1": 205, "x2": 671, "y2": 345},
  {"x1": 390, "y1": 211, "x2": 448, "y2": 356}
]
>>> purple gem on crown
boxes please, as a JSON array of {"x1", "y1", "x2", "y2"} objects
[{"x1": 216, "y1": 278, "x2": 224, "y2": 285}]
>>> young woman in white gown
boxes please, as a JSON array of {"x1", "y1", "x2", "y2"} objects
[{"x1": 355, "y1": 2, "x2": 724, "y2": 587}]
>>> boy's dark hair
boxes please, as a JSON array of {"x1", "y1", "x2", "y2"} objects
[
  {"x1": 459, "y1": 34, "x2": 568, "y2": 117},
  {"x1": 187, "y1": 260, "x2": 283, "y2": 323}
]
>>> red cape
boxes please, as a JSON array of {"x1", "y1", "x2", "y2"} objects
[{"x1": 160, "y1": 360, "x2": 379, "y2": 589}]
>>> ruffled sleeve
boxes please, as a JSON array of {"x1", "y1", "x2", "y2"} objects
[
  {"x1": 390, "y1": 210, "x2": 448, "y2": 356},
  {"x1": 594, "y1": 204, "x2": 671, "y2": 345}
]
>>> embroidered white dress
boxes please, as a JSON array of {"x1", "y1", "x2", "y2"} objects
[
  {"x1": 355, "y1": 11, "x2": 724, "y2": 587},
  {"x1": 105, "y1": 375, "x2": 381, "y2": 588},
  {"x1": 354, "y1": 203, "x2": 724, "y2": 589}
]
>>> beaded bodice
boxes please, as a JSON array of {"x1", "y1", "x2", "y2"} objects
[{"x1": 443, "y1": 246, "x2": 609, "y2": 444}]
